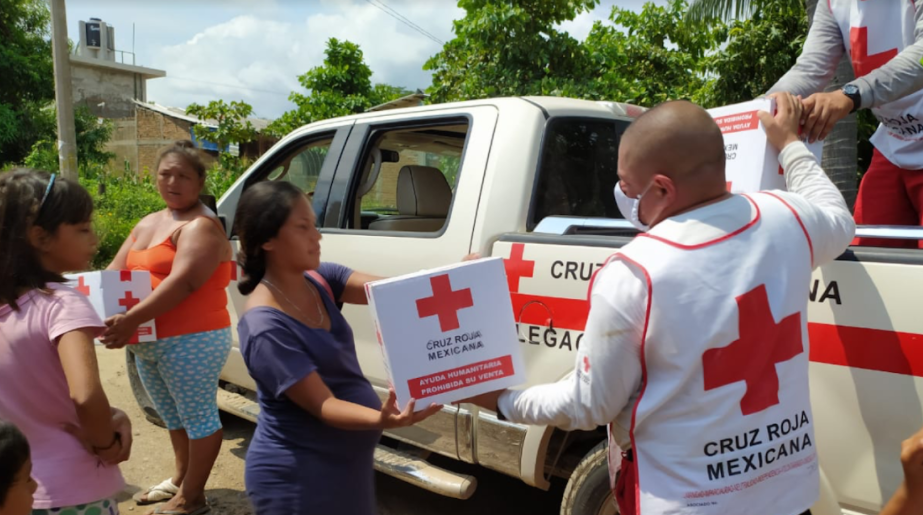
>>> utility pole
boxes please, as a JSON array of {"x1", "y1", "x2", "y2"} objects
[{"x1": 49, "y1": 0, "x2": 78, "y2": 181}]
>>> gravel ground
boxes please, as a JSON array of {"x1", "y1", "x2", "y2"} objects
[{"x1": 96, "y1": 347, "x2": 566, "y2": 515}]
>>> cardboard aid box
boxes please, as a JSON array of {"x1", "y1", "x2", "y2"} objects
[
  {"x1": 708, "y1": 98, "x2": 824, "y2": 194},
  {"x1": 65, "y1": 270, "x2": 157, "y2": 343},
  {"x1": 365, "y1": 257, "x2": 526, "y2": 409}
]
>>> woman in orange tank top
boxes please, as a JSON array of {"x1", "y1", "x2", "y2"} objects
[{"x1": 102, "y1": 141, "x2": 232, "y2": 515}]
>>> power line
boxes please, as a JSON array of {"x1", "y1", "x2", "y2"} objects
[
  {"x1": 364, "y1": 0, "x2": 444, "y2": 46},
  {"x1": 373, "y1": 0, "x2": 444, "y2": 45},
  {"x1": 162, "y1": 76, "x2": 290, "y2": 96}
]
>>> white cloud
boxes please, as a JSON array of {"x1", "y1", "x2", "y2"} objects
[
  {"x1": 125, "y1": 0, "x2": 667, "y2": 120},
  {"x1": 146, "y1": 1, "x2": 463, "y2": 119}
]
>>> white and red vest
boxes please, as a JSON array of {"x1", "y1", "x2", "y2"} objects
[
  {"x1": 614, "y1": 194, "x2": 819, "y2": 515},
  {"x1": 829, "y1": 0, "x2": 923, "y2": 169}
]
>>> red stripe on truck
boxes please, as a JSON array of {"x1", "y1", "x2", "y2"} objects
[
  {"x1": 509, "y1": 290, "x2": 923, "y2": 377},
  {"x1": 510, "y1": 292, "x2": 590, "y2": 330},
  {"x1": 809, "y1": 323, "x2": 923, "y2": 377}
]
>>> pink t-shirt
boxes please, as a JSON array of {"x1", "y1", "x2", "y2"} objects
[{"x1": 0, "y1": 284, "x2": 124, "y2": 508}]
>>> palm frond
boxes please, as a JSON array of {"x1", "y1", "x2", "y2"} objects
[{"x1": 686, "y1": 0, "x2": 757, "y2": 23}]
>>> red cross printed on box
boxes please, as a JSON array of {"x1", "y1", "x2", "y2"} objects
[
  {"x1": 416, "y1": 274, "x2": 474, "y2": 332},
  {"x1": 702, "y1": 284, "x2": 803, "y2": 416},
  {"x1": 850, "y1": 26, "x2": 898, "y2": 78},
  {"x1": 119, "y1": 292, "x2": 141, "y2": 311},
  {"x1": 504, "y1": 243, "x2": 535, "y2": 294},
  {"x1": 75, "y1": 277, "x2": 91, "y2": 296}
]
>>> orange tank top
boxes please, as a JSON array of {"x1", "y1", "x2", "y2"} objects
[{"x1": 125, "y1": 217, "x2": 232, "y2": 339}]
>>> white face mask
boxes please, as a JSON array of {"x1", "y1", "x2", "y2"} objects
[{"x1": 614, "y1": 180, "x2": 653, "y2": 232}]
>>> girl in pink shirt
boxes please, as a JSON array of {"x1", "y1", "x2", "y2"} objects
[{"x1": 0, "y1": 170, "x2": 133, "y2": 513}]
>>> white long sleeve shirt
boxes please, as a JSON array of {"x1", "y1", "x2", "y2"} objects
[
  {"x1": 768, "y1": 1, "x2": 923, "y2": 111},
  {"x1": 497, "y1": 141, "x2": 856, "y2": 448}
]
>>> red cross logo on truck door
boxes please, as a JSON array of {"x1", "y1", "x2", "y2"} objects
[
  {"x1": 416, "y1": 274, "x2": 474, "y2": 332},
  {"x1": 504, "y1": 243, "x2": 535, "y2": 293},
  {"x1": 850, "y1": 26, "x2": 898, "y2": 77},
  {"x1": 702, "y1": 284, "x2": 803, "y2": 416}
]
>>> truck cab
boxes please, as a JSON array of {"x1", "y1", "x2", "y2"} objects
[{"x1": 126, "y1": 96, "x2": 923, "y2": 515}]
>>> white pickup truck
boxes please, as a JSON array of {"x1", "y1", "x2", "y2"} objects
[{"x1": 126, "y1": 96, "x2": 923, "y2": 515}]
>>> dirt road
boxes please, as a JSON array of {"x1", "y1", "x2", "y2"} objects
[{"x1": 97, "y1": 347, "x2": 566, "y2": 515}]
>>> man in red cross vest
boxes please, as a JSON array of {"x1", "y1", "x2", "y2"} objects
[
  {"x1": 769, "y1": 1, "x2": 923, "y2": 248},
  {"x1": 464, "y1": 94, "x2": 855, "y2": 515}
]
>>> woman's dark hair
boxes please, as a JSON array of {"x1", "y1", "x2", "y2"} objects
[
  {"x1": 0, "y1": 422, "x2": 30, "y2": 508},
  {"x1": 0, "y1": 169, "x2": 94, "y2": 310},
  {"x1": 234, "y1": 181, "x2": 306, "y2": 295},
  {"x1": 155, "y1": 140, "x2": 207, "y2": 178}
]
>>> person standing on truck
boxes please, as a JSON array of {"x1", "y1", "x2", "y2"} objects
[
  {"x1": 102, "y1": 141, "x2": 234, "y2": 515},
  {"x1": 767, "y1": 1, "x2": 923, "y2": 248},
  {"x1": 232, "y1": 181, "x2": 442, "y2": 515},
  {"x1": 465, "y1": 94, "x2": 855, "y2": 515}
]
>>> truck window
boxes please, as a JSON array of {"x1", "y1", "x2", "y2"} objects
[
  {"x1": 264, "y1": 137, "x2": 333, "y2": 196},
  {"x1": 345, "y1": 121, "x2": 469, "y2": 232},
  {"x1": 529, "y1": 118, "x2": 629, "y2": 230}
]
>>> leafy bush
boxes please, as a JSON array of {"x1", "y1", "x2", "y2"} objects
[
  {"x1": 205, "y1": 154, "x2": 249, "y2": 199},
  {"x1": 81, "y1": 172, "x2": 163, "y2": 270}
]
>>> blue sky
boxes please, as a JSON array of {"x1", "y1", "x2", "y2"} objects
[{"x1": 65, "y1": 0, "x2": 665, "y2": 119}]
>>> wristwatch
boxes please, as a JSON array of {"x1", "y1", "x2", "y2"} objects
[{"x1": 841, "y1": 84, "x2": 861, "y2": 114}]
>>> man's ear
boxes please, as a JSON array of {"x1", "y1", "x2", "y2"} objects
[
  {"x1": 654, "y1": 174, "x2": 676, "y2": 200},
  {"x1": 261, "y1": 239, "x2": 276, "y2": 253}
]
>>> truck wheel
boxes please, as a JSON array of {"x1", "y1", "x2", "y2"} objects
[
  {"x1": 561, "y1": 441, "x2": 618, "y2": 515},
  {"x1": 125, "y1": 349, "x2": 166, "y2": 428}
]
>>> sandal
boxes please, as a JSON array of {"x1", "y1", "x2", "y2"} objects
[
  {"x1": 133, "y1": 478, "x2": 179, "y2": 505},
  {"x1": 153, "y1": 504, "x2": 210, "y2": 515}
]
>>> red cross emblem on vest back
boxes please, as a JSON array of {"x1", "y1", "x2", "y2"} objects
[
  {"x1": 702, "y1": 284, "x2": 803, "y2": 416},
  {"x1": 850, "y1": 26, "x2": 898, "y2": 78},
  {"x1": 416, "y1": 274, "x2": 474, "y2": 332}
]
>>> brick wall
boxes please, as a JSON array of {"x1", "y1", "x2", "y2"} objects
[{"x1": 136, "y1": 108, "x2": 196, "y2": 174}]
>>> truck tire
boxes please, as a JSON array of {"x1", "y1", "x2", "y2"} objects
[
  {"x1": 561, "y1": 440, "x2": 618, "y2": 515},
  {"x1": 125, "y1": 349, "x2": 166, "y2": 428}
]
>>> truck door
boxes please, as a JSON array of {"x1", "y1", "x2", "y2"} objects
[
  {"x1": 217, "y1": 123, "x2": 352, "y2": 390},
  {"x1": 317, "y1": 106, "x2": 499, "y2": 460},
  {"x1": 806, "y1": 234, "x2": 923, "y2": 513}
]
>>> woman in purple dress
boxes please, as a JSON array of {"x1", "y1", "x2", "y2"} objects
[{"x1": 233, "y1": 181, "x2": 441, "y2": 515}]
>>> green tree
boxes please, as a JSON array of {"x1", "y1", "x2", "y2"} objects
[
  {"x1": 370, "y1": 83, "x2": 413, "y2": 107},
  {"x1": 23, "y1": 106, "x2": 115, "y2": 177},
  {"x1": 185, "y1": 99, "x2": 258, "y2": 189},
  {"x1": 424, "y1": 0, "x2": 599, "y2": 103},
  {"x1": 698, "y1": 1, "x2": 807, "y2": 106},
  {"x1": 581, "y1": 0, "x2": 724, "y2": 106},
  {"x1": 185, "y1": 99, "x2": 258, "y2": 153},
  {"x1": 0, "y1": 0, "x2": 54, "y2": 167},
  {"x1": 267, "y1": 39, "x2": 410, "y2": 137}
]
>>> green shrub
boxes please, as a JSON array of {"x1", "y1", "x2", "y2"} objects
[
  {"x1": 81, "y1": 172, "x2": 163, "y2": 270},
  {"x1": 205, "y1": 154, "x2": 250, "y2": 199}
]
